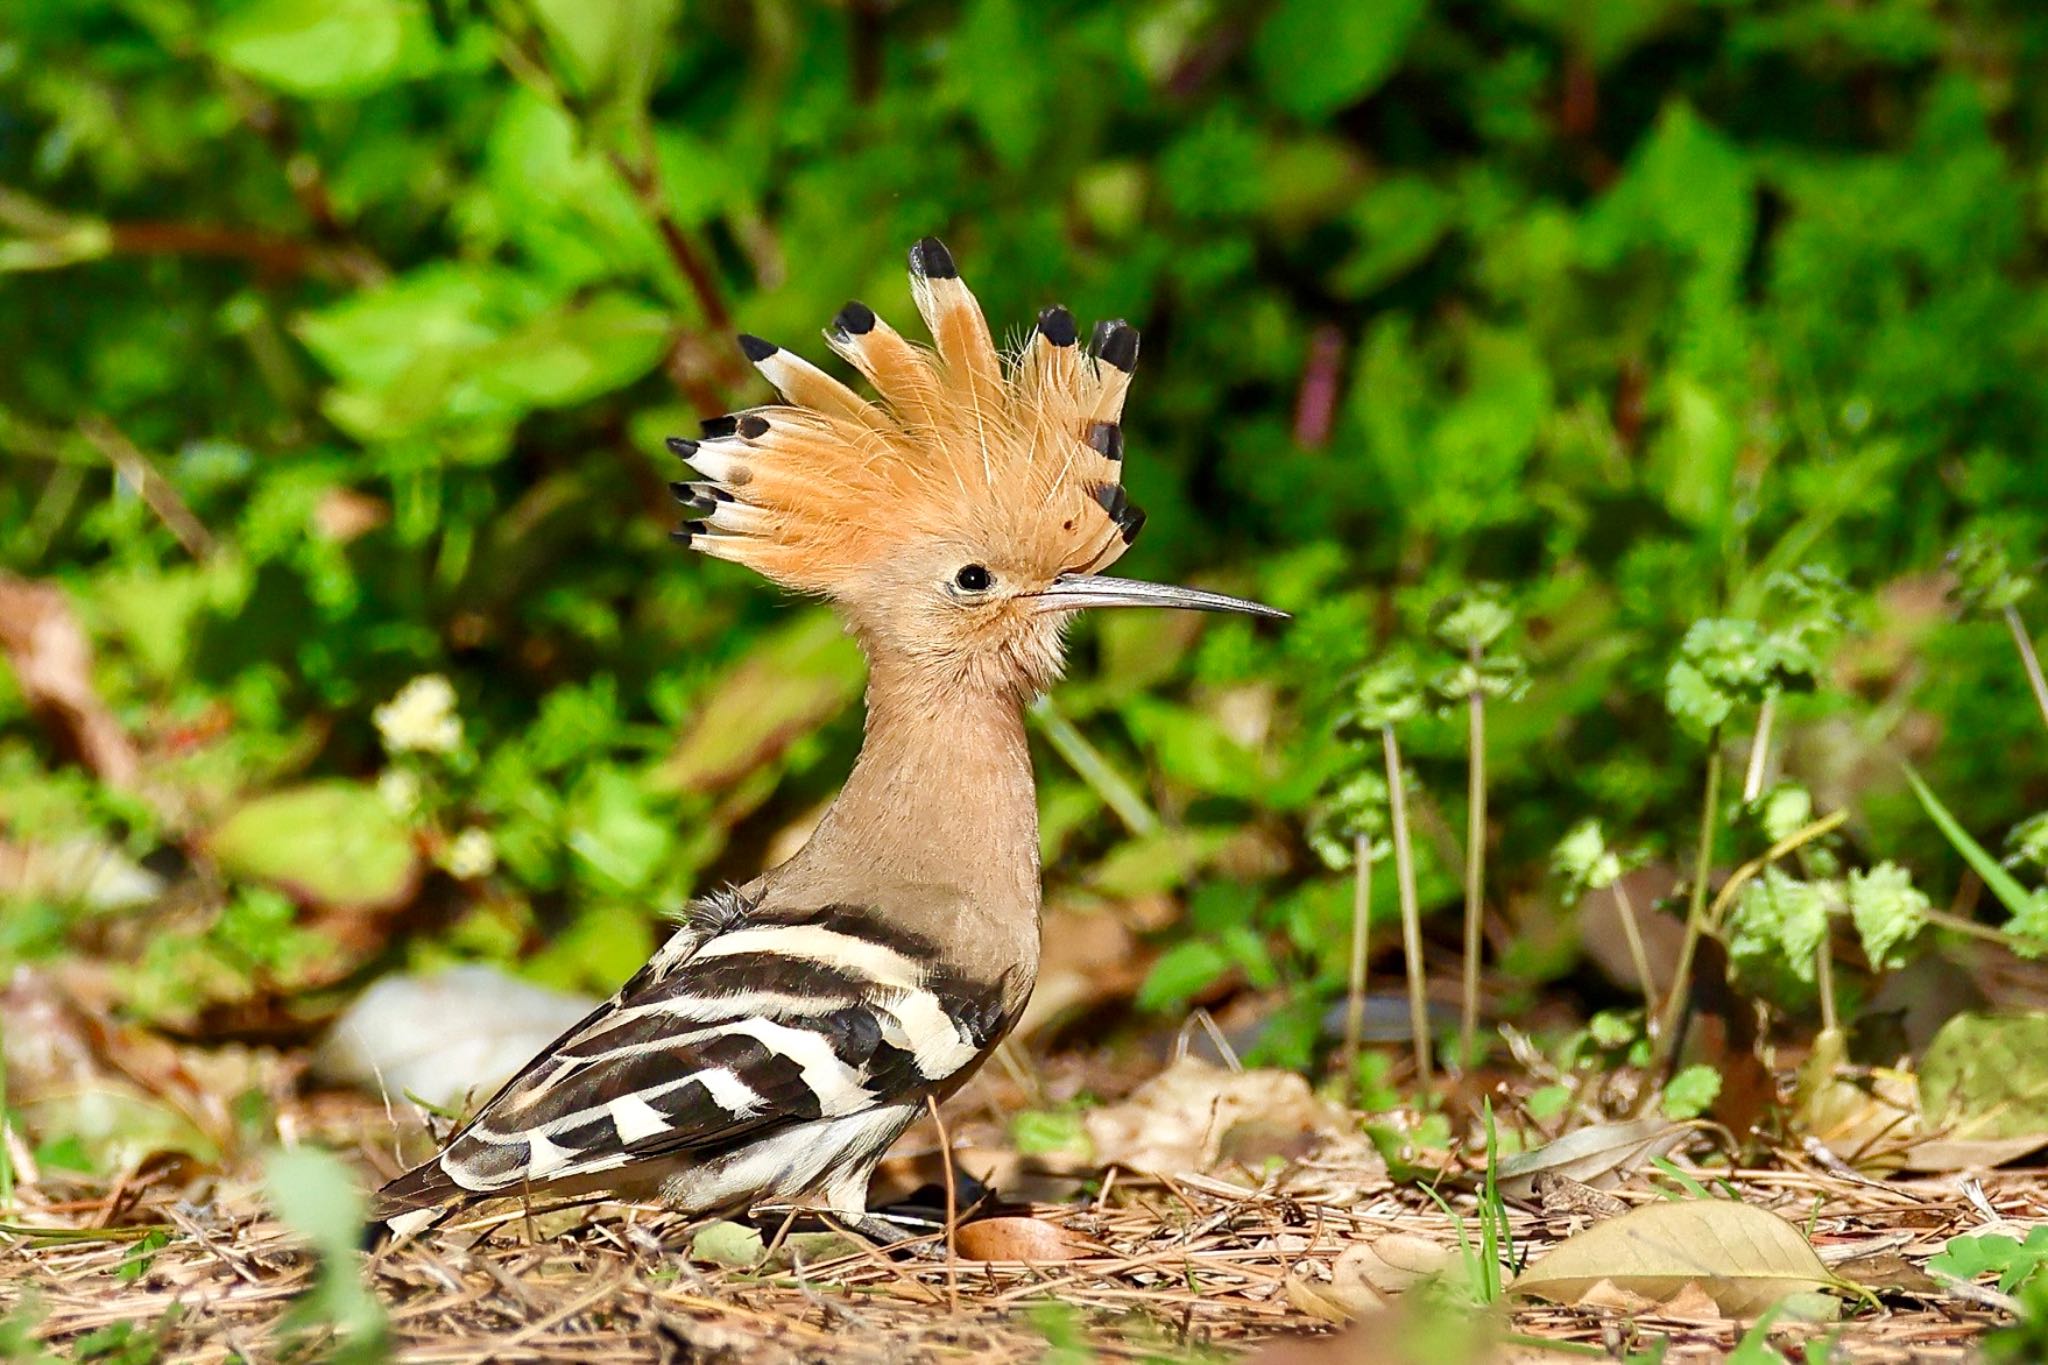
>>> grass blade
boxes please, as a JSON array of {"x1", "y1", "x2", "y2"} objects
[{"x1": 1901, "y1": 763, "x2": 2036, "y2": 917}]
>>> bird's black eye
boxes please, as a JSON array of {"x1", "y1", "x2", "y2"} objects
[{"x1": 954, "y1": 564, "x2": 993, "y2": 592}]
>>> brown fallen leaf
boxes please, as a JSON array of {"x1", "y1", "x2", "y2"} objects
[
  {"x1": 1282, "y1": 1272, "x2": 1355, "y2": 1326},
  {"x1": 1083, "y1": 1056, "x2": 1357, "y2": 1179},
  {"x1": 1510, "y1": 1199, "x2": 1838, "y2": 1318},
  {"x1": 1795, "y1": 1028, "x2": 1919, "y2": 1173},
  {"x1": 950, "y1": 1215, "x2": 1086, "y2": 1262},
  {"x1": 1496, "y1": 1117, "x2": 1688, "y2": 1203},
  {"x1": 1573, "y1": 1278, "x2": 1666, "y2": 1316},
  {"x1": 1899, "y1": 1135, "x2": 2048, "y2": 1172},
  {"x1": 1572, "y1": 1277, "x2": 1725, "y2": 1320},
  {"x1": 0, "y1": 575, "x2": 140, "y2": 789},
  {"x1": 1334, "y1": 1233, "x2": 1458, "y2": 1301}
]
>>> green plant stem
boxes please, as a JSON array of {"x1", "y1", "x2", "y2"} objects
[
  {"x1": 2006, "y1": 604, "x2": 2048, "y2": 734},
  {"x1": 1460, "y1": 658, "x2": 1485, "y2": 1071},
  {"x1": 1344, "y1": 832, "x2": 1371, "y2": 1098},
  {"x1": 1702, "y1": 810, "x2": 1851, "y2": 929},
  {"x1": 1922, "y1": 904, "x2": 2039, "y2": 948},
  {"x1": 1383, "y1": 724, "x2": 1432, "y2": 1086},
  {"x1": 1655, "y1": 726, "x2": 1723, "y2": 1060},
  {"x1": 1610, "y1": 877, "x2": 1660, "y2": 1026}
]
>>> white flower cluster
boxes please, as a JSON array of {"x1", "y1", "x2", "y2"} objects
[
  {"x1": 374, "y1": 674, "x2": 463, "y2": 755},
  {"x1": 377, "y1": 767, "x2": 422, "y2": 817},
  {"x1": 444, "y1": 828, "x2": 497, "y2": 880}
]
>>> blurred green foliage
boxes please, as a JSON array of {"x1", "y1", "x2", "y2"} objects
[{"x1": 3, "y1": 0, "x2": 2048, "y2": 1056}]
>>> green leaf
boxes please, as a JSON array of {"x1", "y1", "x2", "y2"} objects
[
  {"x1": 1307, "y1": 768, "x2": 1390, "y2": 871},
  {"x1": 1551, "y1": 819, "x2": 1622, "y2": 896},
  {"x1": 1947, "y1": 527, "x2": 2037, "y2": 616},
  {"x1": 265, "y1": 1146, "x2": 367, "y2": 1263},
  {"x1": 1254, "y1": 0, "x2": 1429, "y2": 121},
  {"x1": 1845, "y1": 862, "x2": 1928, "y2": 970},
  {"x1": 1340, "y1": 655, "x2": 1426, "y2": 732},
  {"x1": 1662, "y1": 1065, "x2": 1722, "y2": 1120},
  {"x1": 658, "y1": 610, "x2": 865, "y2": 793},
  {"x1": 471, "y1": 292, "x2": 670, "y2": 409},
  {"x1": 1931, "y1": 1226, "x2": 2048, "y2": 1293},
  {"x1": 689, "y1": 1220, "x2": 766, "y2": 1268},
  {"x1": 1123, "y1": 696, "x2": 1263, "y2": 799},
  {"x1": 1753, "y1": 783, "x2": 1815, "y2": 844},
  {"x1": 212, "y1": 0, "x2": 436, "y2": 98},
  {"x1": 17, "y1": 1086, "x2": 218, "y2": 1177},
  {"x1": 1429, "y1": 591, "x2": 1515, "y2": 656},
  {"x1": 207, "y1": 782, "x2": 420, "y2": 911},
  {"x1": 1725, "y1": 867, "x2": 1830, "y2": 1002},
  {"x1": 264, "y1": 1146, "x2": 386, "y2": 1359},
  {"x1": 563, "y1": 767, "x2": 673, "y2": 895},
  {"x1": 1136, "y1": 938, "x2": 1233, "y2": 1012},
  {"x1": 2007, "y1": 812, "x2": 2048, "y2": 874},
  {"x1": 1010, "y1": 1109, "x2": 1093, "y2": 1160},
  {"x1": 529, "y1": 0, "x2": 678, "y2": 111},
  {"x1": 949, "y1": 0, "x2": 1047, "y2": 168},
  {"x1": 1664, "y1": 658, "x2": 1733, "y2": 736}
]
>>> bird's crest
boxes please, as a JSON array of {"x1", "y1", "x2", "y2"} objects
[{"x1": 667, "y1": 238, "x2": 1145, "y2": 595}]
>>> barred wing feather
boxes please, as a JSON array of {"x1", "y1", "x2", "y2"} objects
[{"x1": 372, "y1": 895, "x2": 1003, "y2": 1220}]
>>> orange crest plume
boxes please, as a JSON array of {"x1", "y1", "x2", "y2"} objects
[{"x1": 667, "y1": 238, "x2": 1146, "y2": 596}]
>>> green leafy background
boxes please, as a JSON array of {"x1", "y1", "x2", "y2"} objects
[{"x1": 4, "y1": 0, "x2": 2047, "y2": 1068}]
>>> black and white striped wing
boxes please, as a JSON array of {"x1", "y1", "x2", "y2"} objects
[{"x1": 375, "y1": 895, "x2": 1013, "y2": 1214}]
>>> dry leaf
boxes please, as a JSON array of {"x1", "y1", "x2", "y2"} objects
[
  {"x1": 951, "y1": 1216, "x2": 1086, "y2": 1262},
  {"x1": 1283, "y1": 1273, "x2": 1356, "y2": 1325},
  {"x1": 1573, "y1": 1278, "x2": 1665, "y2": 1315},
  {"x1": 1496, "y1": 1117, "x2": 1688, "y2": 1202},
  {"x1": 1334, "y1": 1234, "x2": 1457, "y2": 1300},
  {"x1": 1655, "y1": 1281, "x2": 1727, "y2": 1321},
  {"x1": 1510, "y1": 1199, "x2": 1836, "y2": 1318},
  {"x1": 0, "y1": 575, "x2": 140, "y2": 789},
  {"x1": 1899, "y1": 1135, "x2": 2048, "y2": 1172},
  {"x1": 1794, "y1": 1027, "x2": 1919, "y2": 1173},
  {"x1": 1082, "y1": 1056, "x2": 1355, "y2": 1178}
]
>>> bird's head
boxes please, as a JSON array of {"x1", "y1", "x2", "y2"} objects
[{"x1": 669, "y1": 238, "x2": 1283, "y2": 700}]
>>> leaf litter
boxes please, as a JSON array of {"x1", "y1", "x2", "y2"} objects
[{"x1": 3, "y1": 1049, "x2": 2042, "y2": 1364}]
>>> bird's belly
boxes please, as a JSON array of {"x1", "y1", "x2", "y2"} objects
[{"x1": 658, "y1": 1103, "x2": 923, "y2": 1214}]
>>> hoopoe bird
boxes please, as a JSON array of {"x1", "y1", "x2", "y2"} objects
[{"x1": 372, "y1": 238, "x2": 1283, "y2": 1243}]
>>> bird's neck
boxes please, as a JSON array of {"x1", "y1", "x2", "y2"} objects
[{"x1": 772, "y1": 651, "x2": 1041, "y2": 926}]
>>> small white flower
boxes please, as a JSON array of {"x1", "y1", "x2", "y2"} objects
[
  {"x1": 377, "y1": 767, "x2": 422, "y2": 817},
  {"x1": 374, "y1": 674, "x2": 463, "y2": 755},
  {"x1": 444, "y1": 827, "x2": 497, "y2": 880}
]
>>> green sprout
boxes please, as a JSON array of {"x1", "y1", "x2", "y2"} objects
[
  {"x1": 1428, "y1": 586, "x2": 1529, "y2": 1071},
  {"x1": 1657, "y1": 607, "x2": 1834, "y2": 1061},
  {"x1": 1552, "y1": 819, "x2": 1658, "y2": 1023},
  {"x1": 1308, "y1": 767, "x2": 1391, "y2": 1093},
  {"x1": 1338, "y1": 654, "x2": 1432, "y2": 1085},
  {"x1": 1948, "y1": 528, "x2": 2048, "y2": 733}
]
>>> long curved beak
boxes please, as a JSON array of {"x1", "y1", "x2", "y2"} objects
[{"x1": 1032, "y1": 572, "x2": 1288, "y2": 619}]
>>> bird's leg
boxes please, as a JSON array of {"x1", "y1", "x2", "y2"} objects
[
  {"x1": 828, "y1": 1209, "x2": 949, "y2": 1260},
  {"x1": 749, "y1": 1202, "x2": 946, "y2": 1259}
]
